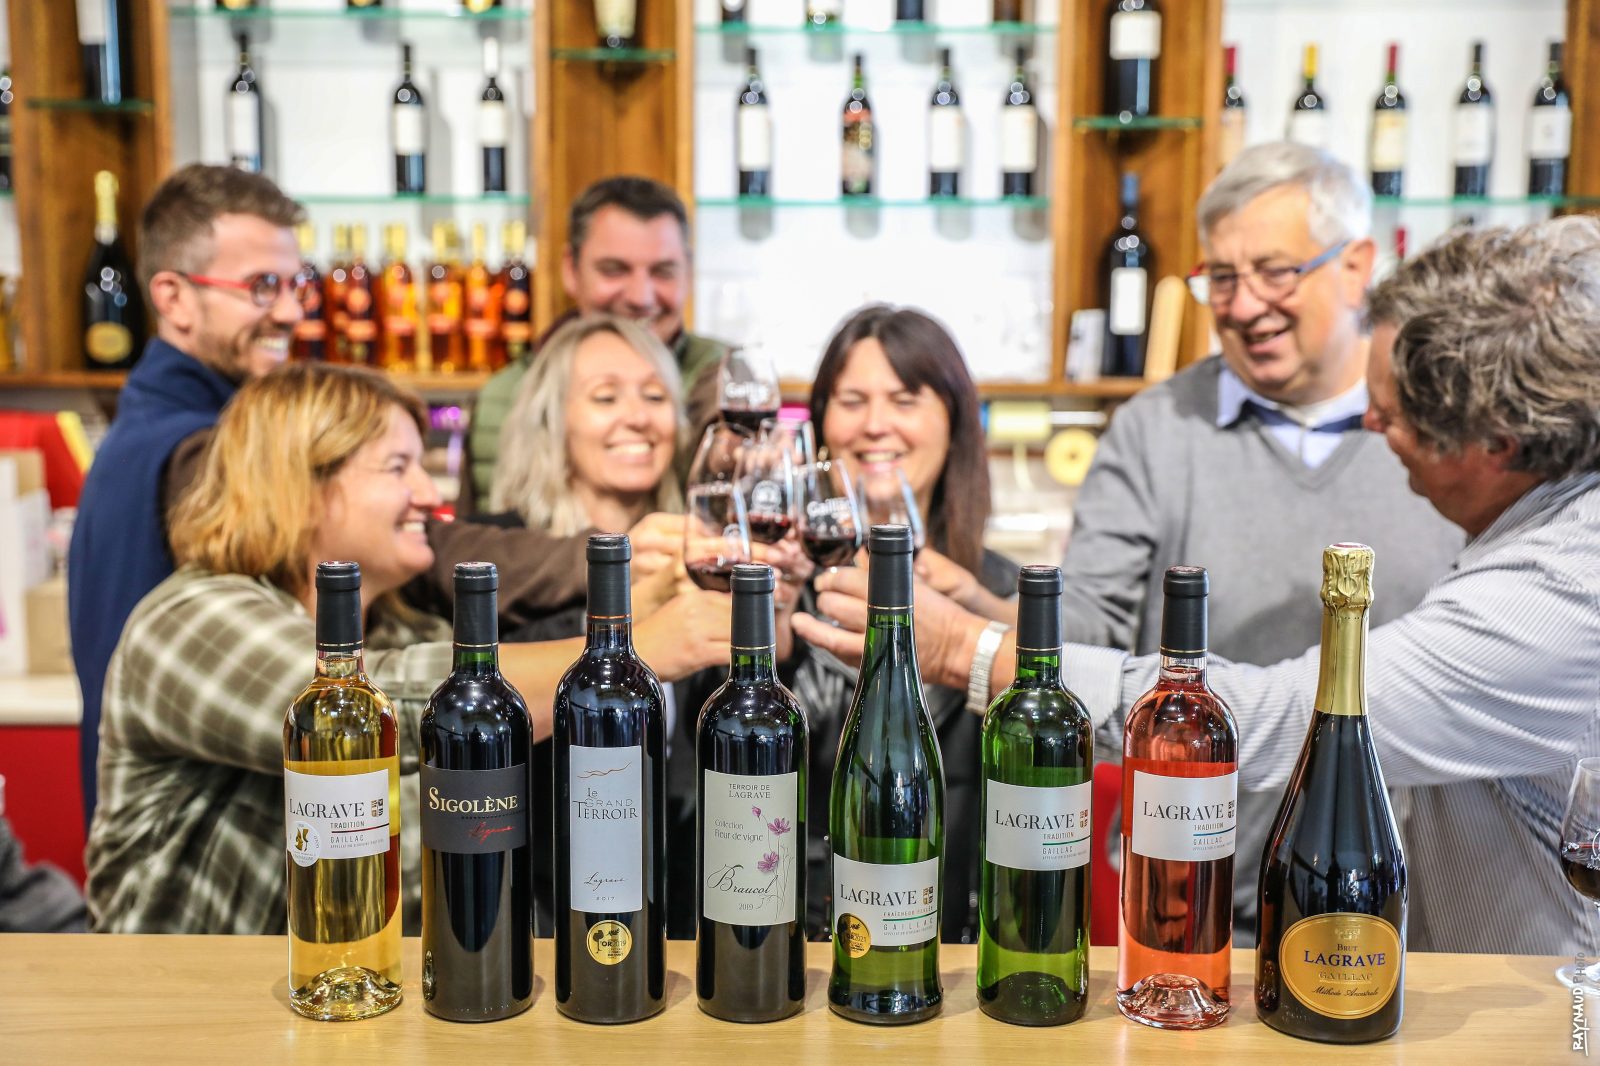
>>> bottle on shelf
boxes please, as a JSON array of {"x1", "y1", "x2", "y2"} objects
[
  {"x1": 498, "y1": 220, "x2": 532, "y2": 365},
  {"x1": 737, "y1": 47, "x2": 771, "y2": 198},
  {"x1": 292, "y1": 223, "x2": 326, "y2": 362},
  {"x1": 897, "y1": 0, "x2": 924, "y2": 22},
  {"x1": 1117, "y1": 566, "x2": 1237, "y2": 1031},
  {"x1": 553, "y1": 534, "x2": 668, "y2": 1024},
  {"x1": 1102, "y1": 171, "x2": 1150, "y2": 379},
  {"x1": 324, "y1": 224, "x2": 351, "y2": 363},
  {"x1": 595, "y1": 0, "x2": 639, "y2": 50},
  {"x1": 378, "y1": 224, "x2": 419, "y2": 373},
  {"x1": 928, "y1": 48, "x2": 963, "y2": 199},
  {"x1": 1219, "y1": 44, "x2": 1245, "y2": 171},
  {"x1": 1287, "y1": 44, "x2": 1328, "y2": 149},
  {"x1": 76, "y1": 0, "x2": 133, "y2": 105},
  {"x1": 993, "y1": 0, "x2": 1030, "y2": 24},
  {"x1": 344, "y1": 224, "x2": 379, "y2": 366},
  {"x1": 1370, "y1": 44, "x2": 1407, "y2": 198},
  {"x1": 1000, "y1": 48, "x2": 1038, "y2": 199},
  {"x1": 462, "y1": 0, "x2": 501, "y2": 11},
  {"x1": 227, "y1": 33, "x2": 263, "y2": 174},
  {"x1": 463, "y1": 222, "x2": 503, "y2": 373},
  {"x1": 722, "y1": 0, "x2": 746, "y2": 25},
  {"x1": 1256, "y1": 544, "x2": 1407, "y2": 1043},
  {"x1": 1106, "y1": 0, "x2": 1161, "y2": 120},
  {"x1": 347, "y1": 0, "x2": 382, "y2": 8},
  {"x1": 1528, "y1": 41, "x2": 1571, "y2": 198},
  {"x1": 82, "y1": 170, "x2": 144, "y2": 372},
  {"x1": 807, "y1": 0, "x2": 841, "y2": 28},
  {"x1": 420, "y1": 562, "x2": 535, "y2": 1023},
  {"x1": 217, "y1": 0, "x2": 259, "y2": 10},
  {"x1": 480, "y1": 37, "x2": 508, "y2": 196},
  {"x1": 841, "y1": 54, "x2": 875, "y2": 199},
  {"x1": 978, "y1": 565, "x2": 1093, "y2": 1027},
  {"x1": 283, "y1": 562, "x2": 404, "y2": 1022},
  {"x1": 392, "y1": 42, "x2": 427, "y2": 195},
  {"x1": 428, "y1": 223, "x2": 466, "y2": 374},
  {"x1": 695, "y1": 563, "x2": 808, "y2": 1023},
  {"x1": 828, "y1": 524, "x2": 944, "y2": 1025},
  {"x1": 1454, "y1": 42, "x2": 1494, "y2": 198},
  {"x1": 0, "y1": 66, "x2": 11, "y2": 191}
]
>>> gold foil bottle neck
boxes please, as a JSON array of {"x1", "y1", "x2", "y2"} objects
[{"x1": 1321, "y1": 542, "x2": 1375, "y2": 613}]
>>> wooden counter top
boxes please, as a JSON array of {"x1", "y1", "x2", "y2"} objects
[{"x1": 0, "y1": 936, "x2": 1577, "y2": 1063}]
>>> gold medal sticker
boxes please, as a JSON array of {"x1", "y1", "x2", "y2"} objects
[
  {"x1": 837, "y1": 914, "x2": 871, "y2": 959},
  {"x1": 587, "y1": 920, "x2": 632, "y2": 966},
  {"x1": 1279, "y1": 912, "x2": 1402, "y2": 1020}
]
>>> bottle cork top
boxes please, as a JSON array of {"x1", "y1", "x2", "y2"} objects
[{"x1": 1321, "y1": 542, "x2": 1375, "y2": 611}]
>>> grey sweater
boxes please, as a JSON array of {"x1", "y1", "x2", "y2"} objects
[{"x1": 1061, "y1": 356, "x2": 1463, "y2": 936}]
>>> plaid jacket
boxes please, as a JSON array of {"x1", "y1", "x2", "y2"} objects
[{"x1": 85, "y1": 567, "x2": 451, "y2": 934}]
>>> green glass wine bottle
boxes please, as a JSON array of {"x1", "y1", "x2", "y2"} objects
[
  {"x1": 828, "y1": 523, "x2": 944, "y2": 1024},
  {"x1": 978, "y1": 565, "x2": 1092, "y2": 1025}
]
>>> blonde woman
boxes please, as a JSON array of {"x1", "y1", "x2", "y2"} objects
[{"x1": 85, "y1": 363, "x2": 731, "y2": 935}]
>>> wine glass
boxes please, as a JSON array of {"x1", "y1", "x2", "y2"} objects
[
  {"x1": 737, "y1": 426, "x2": 796, "y2": 546},
  {"x1": 717, "y1": 345, "x2": 782, "y2": 434},
  {"x1": 1558, "y1": 757, "x2": 1600, "y2": 993},
  {"x1": 684, "y1": 423, "x2": 753, "y2": 592},
  {"x1": 856, "y1": 466, "x2": 926, "y2": 555},
  {"x1": 796, "y1": 458, "x2": 862, "y2": 571}
]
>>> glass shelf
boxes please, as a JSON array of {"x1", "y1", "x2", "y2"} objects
[
  {"x1": 1072, "y1": 115, "x2": 1201, "y2": 131},
  {"x1": 168, "y1": 5, "x2": 527, "y2": 21},
  {"x1": 697, "y1": 21, "x2": 1055, "y2": 36},
  {"x1": 1373, "y1": 195, "x2": 1600, "y2": 209},
  {"x1": 697, "y1": 195, "x2": 1049, "y2": 209},
  {"x1": 294, "y1": 192, "x2": 531, "y2": 206},
  {"x1": 0, "y1": 190, "x2": 12, "y2": 199},
  {"x1": 550, "y1": 47, "x2": 675, "y2": 63},
  {"x1": 28, "y1": 97, "x2": 154, "y2": 115}
]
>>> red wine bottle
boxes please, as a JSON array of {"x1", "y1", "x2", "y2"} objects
[
  {"x1": 1106, "y1": 0, "x2": 1161, "y2": 119},
  {"x1": 842, "y1": 54, "x2": 875, "y2": 198},
  {"x1": 1528, "y1": 41, "x2": 1571, "y2": 197},
  {"x1": 226, "y1": 33, "x2": 262, "y2": 173},
  {"x1": 737, "y1": 47, "x2": 771, "y2": 198},
  {"x1": 1000, "y1": 48, "x2": 1038, "y2": 198},
  {"x1": 928, "y1": 48, "x2": 963, "y2": 198},
  {"x1": 1369, "y1": 43, "x2": 1407, "y2": 198},
  {"x1": 1101, "y1": 171, "x2": 1151, "y2": 378},
  {"x1": 1453, "y1": 42, "x2": 1494, "y2": 198},
  {"x1": 480, "y1": 37, "x2": 508, "y2": 195},
  {"x1": 392, "y1": 42, "x2": 427, "y2": 195}
]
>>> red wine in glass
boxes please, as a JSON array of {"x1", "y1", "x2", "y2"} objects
[
  {"x1": 687, "y1": 560, "x2": 737, "y2": 593},
  {"x1": 722, "y1": 407, "x2": 780, "y2": 434},
  {"x1": 748, "y1": 511, "x2": 793, "y2": 545},
  {"x1": 801, "y1": 531, "x2": 858, "y2": 569}
]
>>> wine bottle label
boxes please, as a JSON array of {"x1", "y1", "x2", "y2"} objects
[
  {"x1": 227, "y1": 95, "x2": 260, "y2": 162},
  {"x1": 1129, "y1": 768, "x2": 1236, "y2": 862},
  {"x1": 928, "y1": 108, "x2": 964, "y2": 172},
  {"x1": 1287, "y1": 111, "x2": 1329, "y2": 149},
  {"x1": 284, "y1": 765, "x2": 394, "y2": 868},
  {"x1": 392, "y1": 106, "x2": 426, "y2": 155},
  {"x1": 738, "y1": 105, "x2": 773, "y2": 172},
  {"x1": 1528, "y1": 106, "x2": 1572, "y2": 159},
  {"x1": 1370, "y1": 112, "x2": 1407, "y2": 171},
  {"x1": 1219, "y1": 109, "x2": 1245, "y2": 167},
  {"x1": 479, "y1": 100, "x2": 509, "y2": 148},
  {"x1": 1108, "y1": 267, "x2": 1148, "y2": 337},
  {"x1": 1278, "y1": 913, "x2": 1403, "y2": 1019},
  {"x1": 569, "y1": 744, "x2": 644, "y2": 913},
  {"x1": 1109, "y1": 11, "x2": 1161, "y2": 61},
  {"x1": 831, "y1": 854, "x2": 939, "y2": 951},
  {"x1": 1453, "y1": 104, "x2": 1494, "y2": 166},
  {"x1": 842, "y1": 128, "x2": 874, "y2": 187},
  {"x1": 420, "y1": 763, "x2": 528, "y2": 855},
  {"x1": 75, "y1": 0, "x2": 108, "y2": 46},
  {"x1": 594, "y1": 0, "x2": 637, "y2": 37},
  {"x1": 984, "y1": 779, "x2": 1092, "y2": 872},
  {"x1": 701, "y1": 769, "x2": 799, "y2": 925},
  {"x1": 725, "y1": 0, "x2": 746, "y2": 10},
  {"x1": 1000, "y1": 106, "x2": 1038, "y2": 173},
  {"x1": 85, "y1": 322, "x2": 133, "y2": 364},
  {"x1": 586, "y1": 919, "x2": 633, "y2": 965}
]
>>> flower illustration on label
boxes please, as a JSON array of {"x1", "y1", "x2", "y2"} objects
[
  {"x1": 767, "y1": 817, "x2": 791, "y2": 836},
  {"x1": 752, "y1": 806, "x2": 762, "y2": 819},
  {"x1": 758, "y1": 852, "x2": 779, "y2": 874}
]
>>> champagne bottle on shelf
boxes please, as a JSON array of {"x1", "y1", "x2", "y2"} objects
[
  {"x1": 1117, "y1": 566, "x2": 1236, "y2": 1031},
  {"x1": 737, "y1": 47, "x2": 771, "y2": 198},
  {"x1": 695, "y1": 564, "x2": 808, "y2": 1023},
  {"x1": 828, "y1": 524, "x2": 944, "y2": 1025},
  {"x1": 498, "y1": 220, "x2": 532, "y2": 366},
  {"x1": 978, "y1": 566, "x2": 1092, "y2": 1027},
  {"x1": 722, "y1": 0, "x2": 746, "y2": 25},
  {"x1": 227, "y1": 33, "x2": 262, "y2": 173},
  {"x1": 427, "y1": 223, "x2": 466, "y2": 374},
  {"x1": 1101, "y1": 171, "x2": 1150, "y2": 379},
  {"x1": 842, "y1": 54, "x2": 875, "y2": 199},
  {"x1": 292, "y1": 223, "x2": 326, "y2": 362},
  {"x1": 76, "y1": 0, "x2": 132, "y2": 105},
  {"x1": 283, "y1": 562, "x2": 403, "y2": 1022},
  {"x1": 1220, "y1": 44, "x2": 1246, "y2": 170},
  {"x1": 595, "y1": 0, "x2": 638, "y2": 50},
  {"x1": 379, "y1": 223, "x2": 419, "y2": 372},
  {"x1": 897, "y1": 0, "x2": 924, "y2": 22},
  {"x1": 1287, "y1": 44, "x2": 1328, "y2": 149},
  {"x1": 1528, "y1": 41, "x2": 1571, "y2": 198},
  {"x1": 0, "y1": 67, "x2": 12, "y2": 191},
  {"x1": 1256, "y1": 544, "x2": 1407, "y2": 1044},
  {"x1": 480, "y1": 37, "x2": 508, "y2": 196},
  {"x1": 463, "y1": 222, "x2": 502, "y2": 373},
  {"x1": 553, "y1": 535, "x2": 668, "y2": 1024},
  {"x1": 324, "y1": 223, "x2": 351, "y2": 363},
  {"x1": 420, "y1": 562, "x2": 535, "y2": 1023},
  {"x1": 993, "y1": 0, "x2": 1029, "y2": 24},
  {"x1": 928, "y1": 48, "x2": 963, "y2": 199},
  {"x1": 1106, "y1": 0, "x2": 1161, "y2": 119},
  {"x1": 82, "y1": 170, "x2": 144, "y2": 372},
  {"x1": 1370, "y1": 43, "x2": 1407, "y2": 198},
  {"x1": 392, "y1": 42, "x2": 427, "y2": 195},
  {"x1": 807, "y1": 0, "x2": 841, "y2": 28},
  {"x1": 1000, "y1": 48, "x2": 1038, "y2": 199},
  {"x1": 1454, "y1": 42, "x2": 1494, "y2": 198},
  {"x1": 344, "y1": 224, "x2": 378, "y2": 366}
]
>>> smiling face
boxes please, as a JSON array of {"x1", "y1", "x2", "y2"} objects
[
  {"x1": 564, "y1": 330, "x2": 677, "y2": 506},
  {"x1": 183, "y1": 213, "x2": 304, "y2": 381},
  {"x1": 821, "y1": 338, "x2": 951, "y2": 505},
  {"x1": 561, "y1": 206, "x2": 688, "y2": 346}
]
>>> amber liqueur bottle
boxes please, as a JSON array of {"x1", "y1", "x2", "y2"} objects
[
  {"x1": 1256, "y1": 544, "x2": 1407, "y2": 1043},
  {"x1": 498, "y1": 220, "x2": 532, "y2": 368},
  {"x1": 343, "y1": 224, "x2": 379, "y2": 366},
  {"x1": 427, "y1": 222, "x2": 466, "y2": 373},
  {"x1": 378, "y1": 223, "x2": 419, "y2": 372},
  {"x1": 462, "y1": 222, "x2": 502, "y2": 372}
]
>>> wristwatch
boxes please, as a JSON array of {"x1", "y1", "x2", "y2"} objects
[{"x1": 965, "y1": 619, "x2": 1012, "y2": 715}]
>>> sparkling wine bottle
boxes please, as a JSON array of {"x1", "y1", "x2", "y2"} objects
[
  {"x1": 1117, "y1": 566, "x2": 1237, "y2": 1030},
  {"x1": 978, "y1": 565, "x2": 1092, "y2": 1026},
  {"x1": 82, "y1": 170, "x2": 144, "y2": 372},
  {"x1": 695, "y1": 564, "x2": 808, "y2": 1022},
  {"x1": 283, "y1": 562, "x2": 403, "y2": 1022},
  {"x1": 1256, "y1": 544, "x2": 1407, "y2": 1043},
  {"x1": 828, "y1": 524, "x2": 944, "y2": 1024}
]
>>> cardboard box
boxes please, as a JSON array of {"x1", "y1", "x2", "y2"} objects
[
  {"x1": 25, "y1": 576, "x2": 70, "y2": 676},
  {"x1": 0, "y1": 451, "x2": 52, "y2": 675}
]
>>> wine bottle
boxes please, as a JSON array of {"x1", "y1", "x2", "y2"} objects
[
  {"x1": 345, "y1": 224, "x2": 378, "y2": 366},
  {"x1": 226, "y1": 33, "x2": 263, "y2": 173},
  {"x1": 1000, "y1": 48, "x2": 1038, "y2": 199},
  {"x1": 379, "y1": 223, "x2": 419, "y2": 373},
  {"x1": 323, "y1": 224, "x2": 350, "y2": 363},
  {"x1": 595, "y1": 0, "x2": 638, "y2": 49},
  {"x1": 722, "y1": 0, "x2": 746, "y2": 25},
  {"x1": 283, "y1": 562, "x2": 403, "y2": 1022},
  {"x1": 1219, "y1": 44, "x2": 1246, "y2": 170},
  {"x1": 427, "y1": 222, "x2": 466, "y2": 374},
  {"x1": 828, "y1": 524, "x2": 944, "y2": 1024},
  {"x1": 292, "y1": 223, "x2": 326, "y2": 362},
  {"x1": 978, "y1": 565, "x2": 1092, "y2": 1027},
  {"x1": 463, "y1": 222, "x2": 502, "y2": 373},
  {"x1": 737, "y1": 48, "x2": 771, "y2": 198},
  {"x1": 462, "y1": 0, "x2": 501, "y2": 11},
  {"x1": 1370, "y1": 44, "x2": 1407, "y2": 198},
  {"x1": 82, "y1": 170, "x2": 144, "y2": 372},
  {"x1": 807, "y1": 0, "x2": 841, "y2": 28},
  {"x1": 1101, "y1": 171, "x2": 1151, "y2": 379},
  {"x1": 1106, "y1": 0, "x2": 1161, "y2": 119},
  {"x1": 553, "y1": 534, "x2": 668, "y2": 1024},
  {"x1": 217, "y1": 0, "x2": 258, "y2": 10},
  {"x1": 1528, "y1": 41, "x2": 1571, "y2": 198},
  {"x1": 76, "y1": 0, "x2": 132, "y2": 106},
  {"x1": 695, "y1": 564, "x2": 808, "y2": 1023},
  {"x1": 1118, "y1": 567, "x2": 1236, "y2": 1030},
  {"x1": 897, "y1": 0, "x2": 924, "y2": 22},
  {"x1": 1255, "y1": 545, "x2": 1406, "y2": 1042},
  {"x1": 499, "y1": 220, "x2": 532, "y2": 366},
  {"x1": 993, "y1": 0, "x2": 1029, "y2": 25},
  {"x1": 1287, "y1": 44, "x2": 1328, "y2": 148},
  {"x1": 928, "y1": 48, "x2": 963, "y2": 199},
  {"x1": 1453, "y1": 42, "x2": 1494, "y2": 198},
  {"x1": 420, "y1": 563, "x2": 535, "y2": 1023},
  {"x1": 0, "y1": 67, "x2": 12, "y2": 192},
  {"x1": 842, "y1": 54, "x2": 875, "y2": 199},
  {"x1": 480, "y1": 37, "x2": 508, "y2": 196},
  {"x1": 392, "y1": 42, "x2": 427, "y2": 195},
  {"x1": 347, "y1": 0, "x2": 382, "y2": 8}
]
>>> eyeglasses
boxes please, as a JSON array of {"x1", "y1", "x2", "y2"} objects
[
  {"x1": 178, "y1": 271, "x2": 311, "y2": 308},
  {"x1": 1186, "y1": 240, "x2": 1350, "y2": 308}
]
